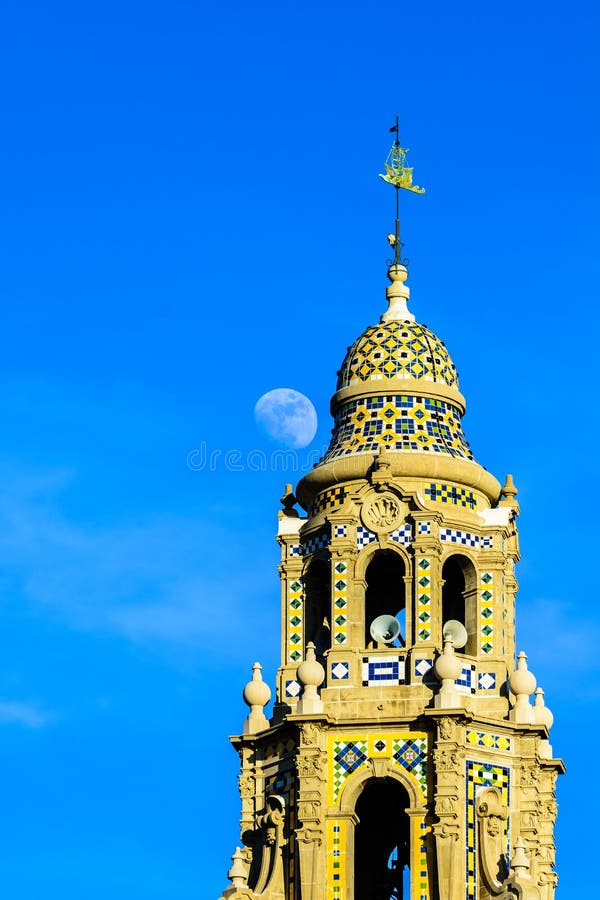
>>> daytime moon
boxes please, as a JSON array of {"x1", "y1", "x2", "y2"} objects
[{"x1": 254, "y1": 388, "x2": 318, "y2": 449}]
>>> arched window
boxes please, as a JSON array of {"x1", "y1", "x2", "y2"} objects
[
  {"x1": 354, "y1": 778, "x2": 410, "y2": 899},
  {"x1": 364, "y1": 550, "x2": 406, "y2": 647},
  {"x1": 441, "y1": 554, "x2": 477, "y2": 655},
  {"x1": 303, "y1": 559, "x2": 330, "y2": 658}
]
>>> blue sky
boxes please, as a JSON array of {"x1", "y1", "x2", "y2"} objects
[{"x1": 0, "y1": 0, "x2": 598, "y2": 896}]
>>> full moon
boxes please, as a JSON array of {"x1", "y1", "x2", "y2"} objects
[{"x1": 254, "y1": 388, "x2": 318, "y2": 449}]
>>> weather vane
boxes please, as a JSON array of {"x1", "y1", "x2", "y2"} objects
[{"x1": 379, "y1": 115, "x2": 425, "y2": 267}]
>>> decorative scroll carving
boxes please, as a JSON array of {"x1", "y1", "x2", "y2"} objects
[
  {"x1": 243, "y1": 795, "x2": 287, "y2": 897},
  {"x1": 476, "y1": 788, "x2": 509, "y2": 893}
]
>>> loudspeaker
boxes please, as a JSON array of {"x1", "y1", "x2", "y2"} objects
[
  {"x1": 370, "y1": 614, "x2": 401, "y2": 645},
  {"x1": 442, "y1": 619, "x2": 468, "y2": 649}
]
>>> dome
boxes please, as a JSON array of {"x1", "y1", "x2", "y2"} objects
[
  {"x1": 295, "y1": 263, "x2": 501, "y2": 510},
  {"x1": 336, "y1": 320, "x2": 458, "y2": 391},
  {"x1": 323, "y1": 267, "x2": 471, "y2": 464}
]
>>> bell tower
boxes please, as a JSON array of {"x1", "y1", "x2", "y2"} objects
[{"x1": 217, "y1": 132, "x2": 564, "y2": 900}]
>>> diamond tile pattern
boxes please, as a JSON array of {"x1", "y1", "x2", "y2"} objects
[
  {"x1": 465, "y1": 730, "x2": 512, "y2": 752},
  {"x1": 336, "y1": 321, "x2": 458, "y2": 390},
  {"x1": 362, "y1": 655, "x2": 406, "y2": 686}
]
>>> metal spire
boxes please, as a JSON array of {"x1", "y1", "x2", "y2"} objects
[{"x1": 379, "y1": 117, "x2": 425, "y2": 267}]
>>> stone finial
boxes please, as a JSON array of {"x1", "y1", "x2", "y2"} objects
[
  {"x1": 227, "y1": 846, "x2": 249, "y2": 888},
  {"x1": 242, "y1": 662, "x2": 271, "y2": 734},
  {"x1": 533, "y1": 687, "x2": 553, "y2": 729},
  {"x1": 381, "y1": 264, "x2": 415, "y2": 323},
  {"x1": 434, "y1": 638, "x2": 463, "y2": 709},
  {"x1": 499, "y1": 473, "x2": 520, "y2": 513},
  {"x1": 296, "y1": 642, "x2": 325, "y2": 714},
  {"x1": 510, "y1": 837, "x2": 531, "y2": 879},
  {"x1": 509, "y1": 652, "x2": 536, "y2": 724},
  {"x1": 534, "y1": 687, "x2": 554, "y2": 759},
  {"x1": 279, "y1": 483, "x2": 299, "y2": 519}
]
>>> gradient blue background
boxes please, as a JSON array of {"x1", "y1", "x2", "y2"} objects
[{"x1": 0, "y1": 1, "x2": 597, "y2": 896}]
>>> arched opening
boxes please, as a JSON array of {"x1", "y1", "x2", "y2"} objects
[
  {"x1": 303, "y1": 559, "x2": 330, "y2": 658},
  {"x1": 442, "y1": 554, "x2": 477, "y2": 655},
  {"x1": 364, "y1": 550, "x2": 406, "y2": 647},
  {"x1": 354, "y1": 778, "x2": 411, "y2": 899}
]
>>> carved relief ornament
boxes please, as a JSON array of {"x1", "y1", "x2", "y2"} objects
[{"x1": 361, "y1": 492, "x2": 407, "y2": 533}]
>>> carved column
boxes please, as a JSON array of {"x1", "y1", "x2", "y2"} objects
[
  {"x1": 295, "y1": 721, "x2": 327, "y2": 900},
  {"x1": 432, "y1": 716, "x2": 463, "y2": 900}
]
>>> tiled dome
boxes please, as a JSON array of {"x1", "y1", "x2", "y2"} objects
[{"x1": 337, "y1": 320, "x2": 458, "y2": 391}]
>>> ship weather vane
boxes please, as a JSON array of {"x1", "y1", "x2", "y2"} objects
[{"x1": 379, "y1": 115, "x2": 425, "y2": 267}]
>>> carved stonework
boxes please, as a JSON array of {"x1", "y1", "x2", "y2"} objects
[
  {"x1": 244, "y1": 795, "x2": 287, "y2": 897},
  {"x1": 438, "y1": 717, "x2": 454, "y2": 741},
  {"x1": 300, "y1": 722, "x2": 319, "y2": 747},
  {"x1": 434, "y1": 748, "x2": 460, "y2": 772},
  {"x1": 361, "y1": 492, "x2": 406, "y2": 533},
  {"x1": 435, "y1": 794, "x2": 458, "y2": 816},
  {"x1": 297, "y1": 753, "x2": 323, "y2": 779},
  {"x1": 298, "y1": 798, "x2": 321, "y2": 823},
  {"x1": 238, "y1": 774, "x2": 255, "y2": 801},
  {"x1": 476, "y1": 788, "x2": 509, "y2": 892}
]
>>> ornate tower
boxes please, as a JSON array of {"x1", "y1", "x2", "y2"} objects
[{"x1": 217, "y1": 134, "x2": 563, "y2": 900}]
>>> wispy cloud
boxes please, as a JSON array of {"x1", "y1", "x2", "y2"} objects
[
  {"x1": 0, "y1": 463, "x2": 274, "y2": 655},
  {"x1": 0, "y1": 701, "x2": 50, "y2": 728}
]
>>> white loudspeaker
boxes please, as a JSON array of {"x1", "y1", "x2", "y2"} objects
[
  {"x1": 442, "y1": 619, "x2": 468, "y2": 649},
  {"x1": 370, "y1": 614, "x2": 401, "y2": 645}
]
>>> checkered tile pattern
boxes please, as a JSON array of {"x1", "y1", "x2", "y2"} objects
[
  {"x1": 424, "y1": 482, "x2": 477, "y2": 509},
  {"x1": 311, "y1": 486, "x2": 347, "y2": 516},
  {"x1": 300, "y1": 532, "x2": 330, "y2": 555},
  {"x1": 439, "y1": 529, "x2": 494, "y2": 550},
  {"x1": 356, "y1": 525, "x2": 377, "y2": 549},
  {"x1": 390, "y1": 524, "x2": 411, "y2": 545},
  {"x1": 440, "y1": 528, "x2": 477, "y2": 547}
]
